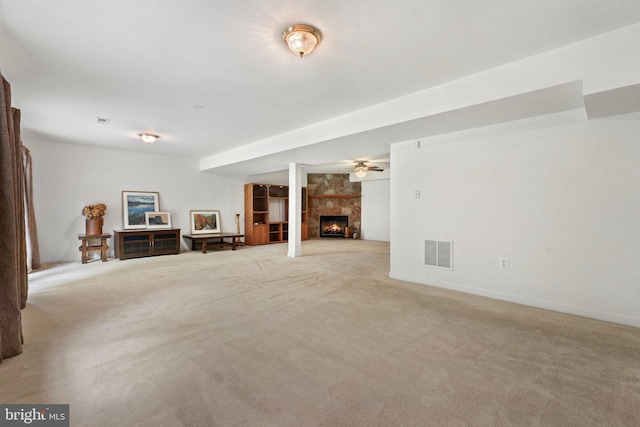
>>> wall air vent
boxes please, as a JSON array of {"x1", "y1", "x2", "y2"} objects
[{"x1": 425, "y1": 240, "x2": 453, "y2": 270}]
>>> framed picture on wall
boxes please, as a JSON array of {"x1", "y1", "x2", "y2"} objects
[
  {"x1": 190, "y1": 210, "x2": 221, "y2": 234},
  {"x1": 122, "y1": 191, "x2": 159, "y2": 229},
  {"x1": 145, "y1": 211, "x2": 172, "y2": 229}
]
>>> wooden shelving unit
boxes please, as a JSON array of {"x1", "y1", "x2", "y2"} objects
[{"x1": 244, "y1": 184, "x2": 308, "y2": 246}]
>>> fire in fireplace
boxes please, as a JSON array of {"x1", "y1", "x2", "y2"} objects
[{"x1": 319, "y1": 215, "x2": 348, "y2": 238}]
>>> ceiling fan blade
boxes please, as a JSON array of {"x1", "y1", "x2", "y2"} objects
[{"x1": 354, "y1": 161, "x2": 385, "y2": 174}]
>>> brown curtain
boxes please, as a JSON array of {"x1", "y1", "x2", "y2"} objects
[
  {"x1": 23, "y1": 145, "x2": 41, "y2": 276},
  {"x1": 0, "y1": 74, "x2": 25, "y2": 362}
]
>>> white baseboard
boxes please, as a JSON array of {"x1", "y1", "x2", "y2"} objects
[{"x1": 389, "y1": 271, "x2": 640, "y2": 329}]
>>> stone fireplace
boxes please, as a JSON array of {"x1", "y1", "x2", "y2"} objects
[
  {"x1": 319, "y1": 215, "x2": 348, "y2": 238},
  {"x1": 308, "y1": 174, "x2": 361, "y2": 238}
]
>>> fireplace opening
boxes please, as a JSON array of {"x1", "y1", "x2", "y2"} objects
[{"x1": 319, "y1": 215, "x2": 348, "y2": 238}]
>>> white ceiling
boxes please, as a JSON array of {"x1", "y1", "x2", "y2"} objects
[{"x1": 1, "y1": 1, "x2": 639, "y2": 178}]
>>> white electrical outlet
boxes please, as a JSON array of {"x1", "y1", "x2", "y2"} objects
[
  {"x1": 414, "y1": 190, "x2": 420, "y2": 199},
  {"x1": 499, "y1": 258, "x2": 509, "y2": 269}
]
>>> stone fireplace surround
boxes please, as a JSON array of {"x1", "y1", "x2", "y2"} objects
[{"x1": 307, "y1": 174, "x2": 361, "y2": 238}]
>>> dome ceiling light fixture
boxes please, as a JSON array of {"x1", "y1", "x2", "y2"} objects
[
  {"x1": 139, "y1": 133, "x2": 159, "y2": 144},
  {"x1": 282, "y1": 24, "x2": 322, "y2": 58}
]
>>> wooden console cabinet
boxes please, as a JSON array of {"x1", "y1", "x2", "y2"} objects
[
  {"x1": 114, "y1": 228, "x2": 181, "y2": 260},
  {"x1": 244, "y1": 184, "x2": 308, "y2": 246}
]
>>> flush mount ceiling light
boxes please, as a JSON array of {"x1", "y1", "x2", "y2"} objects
[
  {"x1": 282, "y1": 24, "x2": 322, "y2": 58},
  {"x1": 139, "y1": 133, "x2": 159, "y2": 144}
]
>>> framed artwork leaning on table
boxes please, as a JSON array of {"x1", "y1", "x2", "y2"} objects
[
  {"x1": 122, "y1": 191, "x2": 159, "y2": 229},
  {"x1": 190, "y1": 210, "x2": 221, "y2": 234},
  {"x1": 145, "y1": 211, "x2": 172, "y2": 229}
]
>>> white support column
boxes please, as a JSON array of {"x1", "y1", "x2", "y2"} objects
[{"x1": 287, "y1": 163, "x2": 302, "y2": 257}]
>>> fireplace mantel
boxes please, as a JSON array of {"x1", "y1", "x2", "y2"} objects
[{"x1": 308, "y1": 194, "x2": 360, "y2": 199}]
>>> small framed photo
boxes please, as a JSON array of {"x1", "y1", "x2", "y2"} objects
[
  {"x1": 190, "y1": 210, "x2": 221, "y2": 234},
  {"x1": 122, "y1": 191, "x2": 160, "y2": 229},
  {"x1": 145, "y1": 211, "x2": 172, "y2": 229}
]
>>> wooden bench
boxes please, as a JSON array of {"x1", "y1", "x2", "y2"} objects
[{"x1": 183, "y1": 233, "x2": 244, "y2": 254}]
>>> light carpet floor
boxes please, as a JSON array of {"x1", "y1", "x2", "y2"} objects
[{"x1": 1, "y1": 239, "x2": 639, "y2": 426}]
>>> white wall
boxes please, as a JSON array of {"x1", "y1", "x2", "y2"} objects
[
  {"x1": 390, "y1": 109, "x2": 640, "y2": 327},
  {"x1": 389, "y1": 24, "x2": 640, "y2": 328},
  {"x1": 26, "y1": 139, "x2": 244, "y2": 262},
  {"x1": 362, "y1": 179, "x2": 390, "y2": 241}
]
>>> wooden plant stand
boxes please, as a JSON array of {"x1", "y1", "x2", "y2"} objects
[{"x1": 78, "y1": 233, "x2": 111, "y2": 263}]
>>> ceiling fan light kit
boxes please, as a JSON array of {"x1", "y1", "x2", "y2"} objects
[
  {"x1": 354, "y1": 161, "x2": 368, "y2": 177},
  {"x1": 354, "y1": 161, "x2": 384, "y2": 177}
]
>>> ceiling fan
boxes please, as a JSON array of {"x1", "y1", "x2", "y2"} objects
[{"x1": 354, "y1": 161, "x2": 384, "y2": 177}]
